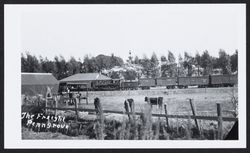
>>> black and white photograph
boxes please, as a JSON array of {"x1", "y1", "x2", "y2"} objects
[{"x1": 4, "y1": 3, "x2": 246, "y2": 148}]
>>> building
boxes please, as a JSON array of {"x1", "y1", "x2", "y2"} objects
[
  {"x1": 22, "y1": 73, "x2": 59, "y2": 96},
  {"x1": 59, "y1": 73, "x2": 112, "y2": 91}
]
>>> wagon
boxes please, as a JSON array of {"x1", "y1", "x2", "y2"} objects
[
  {"x1": 139, "y1": 78, "x2": 156, "y2": 89},
  {"x1": 178, "y1": 76, "x2": 209, "y2": 88},
  {"x1": 156, "y1": 77, "x2": 177, "y2": 89},
  {"x1": 121, "y1": 80, "x2": 139, "y2": 90},
  {"x1": 211, "y1": 75, "x2": 237, "y2": 87}
]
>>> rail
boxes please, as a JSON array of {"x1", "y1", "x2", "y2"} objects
[{"x1": 44, "y1": 107, "x2": 237, "y2": 122}]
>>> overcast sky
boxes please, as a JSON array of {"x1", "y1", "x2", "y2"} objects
[{"x1": 16, "y1": 4, "x2": 244, "y2": 61}]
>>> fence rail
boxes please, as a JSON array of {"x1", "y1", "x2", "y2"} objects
[{"x1": 44, "y1": 106, "x2": 238, "y2": 122}]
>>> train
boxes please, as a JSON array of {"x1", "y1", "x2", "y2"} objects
[{"x1": 58, "y1": 74, "x2": 237, "y2": 93}]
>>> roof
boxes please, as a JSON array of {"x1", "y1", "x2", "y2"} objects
[
  {"x1": 60, "y1": 73, "x2": 111, "y2": 82},
  {"x1": 22, "y1": 73, "x2": 59, "y2": 85}
]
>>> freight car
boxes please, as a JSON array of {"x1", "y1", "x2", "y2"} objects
[
  {"x1": 120, "y1": 80, "x2": 139, "y2": 90},
  {"x1": 210, "y1": 74, "x2": 237, "y2": 87},
  {"x1": 139, "y1": 78, "x2": 156, "y2": 90},
  {"x1": 178, "y1": 76, "x2": 210, "y2": 88},
  {"x1": 156, "y1": 77, "x2": 177, "y2": 89},
  {"x1": 58, "y1": 74, "x2": 238, "y2": 92}
]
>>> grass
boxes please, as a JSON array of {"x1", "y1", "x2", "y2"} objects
[
  {"x1": 22, "y1": 87, "x2": 238, "y2": 140},
  {"x1": 75, "y1": 87, "x2": 237, "y2": 117},
  {"x1": 22, "y1": 110, "x2": 227, "y2": 140}
]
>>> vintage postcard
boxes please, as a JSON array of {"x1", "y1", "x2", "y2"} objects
[{"x1": 4, "y1": 4, "x2": 246, "y2": 148}]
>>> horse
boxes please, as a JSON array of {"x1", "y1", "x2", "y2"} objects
[{"x1": 144, "y1": 96, "x2": 163, "y2": 109}]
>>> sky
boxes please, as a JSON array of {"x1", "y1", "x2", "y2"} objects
[{"x1": 15, "y1": 4, "x2": 244, "y2": 61}]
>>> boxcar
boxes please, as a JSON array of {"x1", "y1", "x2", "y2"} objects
[
  {"x1": 156, "y1": 77, "x2": 177, "y2": 89},
  {"x1": 178, "y1": 76, "x2": 209, "y2": 88},
  {"x1": 139, "y1": 78, "x2": 156, "y2": 89},
  {"x1": 229, "y1": 74, "x2": 238, "y2": 85},
  {"x1": 121, "y1": 80, "x2": 139, "y2": 90},
  {"x1": 211, "y1": 75, "x2": 237, "y2": 87}
]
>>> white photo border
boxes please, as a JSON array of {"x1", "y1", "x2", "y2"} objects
[{"x1": 4, "y1": 4, "x2": 246, "y2": 149}]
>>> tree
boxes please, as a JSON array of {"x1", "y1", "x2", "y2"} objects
[
  {"x1": 95, "y1": 55, "x2": 108, "y2": 71},
  {"x1": 150, "y1": 52, "x2": 160, "y2": 78},
  {"x1": 160, "y1": 55, "x2": 168, "y2": 77},
  {"x1": 21, "y1": 52, "x2": 41, "y2": 72},
  {"x1": 54, "y1": 55, "x2": 68, "y2": 80},
  {"x1": 218, "y1": 49, "x2": 232, "y2": 74},
  {"x1": 133, "y1": 56, "x2": 140, "y2": 64},
  {"x1": 66, "y1": 56, "x2": 81, "y2": 76},
  {"x1": 230, "y1": 50, "x2": 238, "y2": 73},
  {"x1": 83, "y1": 55, "x2": 97, "y2": 73},
  {"x1": 160, "y1": 55, "x2": 167, "y2": 63},
  {"x1": 110, "y1": 53, "x2": 123, "y2": 68},
  {"x1": 194, "y1": 52, "x2": 202, "y2": 76},
  {"x1": 183, "y1": 52, "x2": 194, "y2": 76},
  {"x1": 177, "y1": 54, "x2": 186, "y2": 77},
  {"x1": 200, "y1": 50, "x2": 213, "y2": 75},
  {"x1": 168, "y1": 51, "x2": 176, "y2": 64},
  {"x1": 139, "y1": 55, "x2": 152, "y2": 78},
  {"x1": 21, "y1": 53, "x2": 28, "y2": 72},
  {"x1": 123, "y1": 70, "x2": 137, "y2": 80},
  {"x1": 39, "y1": 56, "x2": 54, "y2": 73},
  {"x1": 167, "y1": 51, "x2": 177, "y2": 77}
]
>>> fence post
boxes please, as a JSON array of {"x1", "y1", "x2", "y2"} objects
[
  {"x1": 78, "y1": 94, "x2": 81, "y2": 104},
  {"x1": 45, "y1": 98, "x2": 48, "y2": 114},
  {"x1": 86, "y1": 88, "x2": 89, "y2": 105},
  {"x1": 131, "y1": 100, "x2": 135, "y2": 122},
  {"x1": 55, "y1": 96, "x2": 58, "y2": 116},
  {"x1": 74, "y1": 98, "x2": 79, "y2": 121},
  {"x1": 124, "y1": 100, "x2": 131, "y2": 121},
  {"x1": 164, "y1": 104, "x2": 169, "y2": 128},
  {"x1": 129, "y1": 100, "x2": 135, "y2": 126},
  {"x1": 189, "y1": 99, "x2": 200, "y2": 134},
  {"x1": 217, "y1": 103, "x2": 223, "y2": 140},
  {"x1": 94, "y1": 98, "x2": 104, "y2": 140},
  {"x1": 65, "y1": 95, "x2": 68, "y2": 107}
]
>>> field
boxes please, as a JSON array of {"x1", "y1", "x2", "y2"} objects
[
  {"x1": 22, "y1": 87, "x2": 238, "y2": 140},
  {"x1": 76, "y1": 87, "x2": 237, "y2": 117}
]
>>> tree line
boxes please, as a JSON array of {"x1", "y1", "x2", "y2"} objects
[
  {"x1": 21, "y1": 49, "x2": 238, "y2": 80},
  {"x1": 21, "y1": 53, "x2": 123, "y2": 80},
  {"x1": 131, "y1": 49, "x2": 237, "y2": 78}
]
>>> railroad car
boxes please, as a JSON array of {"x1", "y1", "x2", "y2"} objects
[
  {"x1": 178, "y1": 76, "x2": 209, "y2": 88},
  {"x1": 139, "y1": 78, "x2": 156, "y2": 89},
  {"x1": 59, "y1": 74, "x2": 238, "y2": 92},
  {"x1": 121, "y1": 80, "x2": 139, "y2": 90},
  {"x1": 210, "y1": 74, "x2": 237, "y2": 87},
  {"x1": 229, "y1": 74, "x2": 238, "y2": 85},
  {"x1": 156, "y1": 77, "x2": 177, "y2": 89}
]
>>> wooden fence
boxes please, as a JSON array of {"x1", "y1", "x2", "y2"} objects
[{"x1": 44, "y1": 96, "x2": 238, "y2": 140}]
